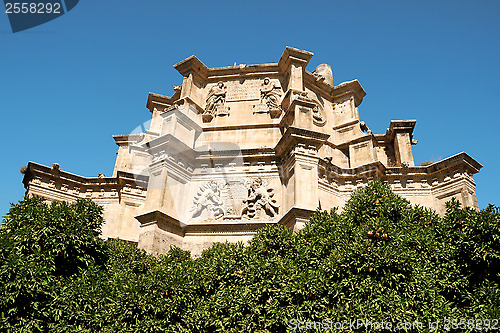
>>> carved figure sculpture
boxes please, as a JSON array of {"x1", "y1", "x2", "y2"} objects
[
  {"x1": 205, "y1": 81, "x2": 226, "y2": 116},
  {"x1": 312, "y1": 104, "x2": 326, "y2": 125},
  {"x1": 190, "y1": 181, "x2": 225, "y2": 220},
  {"x1": 242, "y1": 177, "x2": 279, "y2": 219},
  {"x1": 260, "y1": 78, "x2": 282, "y2": 111}
]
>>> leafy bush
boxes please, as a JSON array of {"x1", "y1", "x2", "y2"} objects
[
  {"x1": 0, "y1": 197, "x2": 107, "y2": 331},
  {"x1": 1, "y1": 182, "x2": 499, "y2": 332}
]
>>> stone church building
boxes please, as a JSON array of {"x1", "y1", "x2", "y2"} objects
[{"x1": 22, "y1": 47, "x2": 482, "y2": 256}]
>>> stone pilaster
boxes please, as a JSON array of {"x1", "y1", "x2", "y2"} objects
[
  {"x1": 174, "y1": 55, "x2": 208, "y2": 107},
  {"x1": 275, "y1": 126, "x2": 330, "y2": 230},
  {"x1": 278, "y1": 46, "x2": 313, "y2": 91},
  {"x1": 143, "y1": 162, "x2": 178, "y2": 217},
  {"x1": 389, "y1": 120, "x2": 417, "y2": 167}
]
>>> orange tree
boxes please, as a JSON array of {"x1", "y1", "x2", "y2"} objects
[
  {"x1": 0, "y1": 197, "x2": 107, "y2": 331},
  {"x1": 0, "y1": 182, "x2": 499, "y2": 332},
  {"x1": 177, "y1": 182, "x2": 500, "y2": 332}
]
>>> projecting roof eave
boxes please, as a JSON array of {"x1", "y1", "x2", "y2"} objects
[
  {"x1": 146, "y1": 92, "x2": 182, "y2": 112},
  {"x1": 173, "y1": 55, "x2": 209, "y2": 78},
  {"x1": 381, "y1": 152, "x2": 482, "y2": 176},
  {"x1": 424, "y1": 152, "x2": 483, "y2": 175}
]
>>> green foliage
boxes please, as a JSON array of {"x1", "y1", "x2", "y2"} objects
[
  {"x1": 0, "y1": 196, "x2": 107, "y2": 331},
  {"x1": 1, "y1": 183, "x2": 499, "y2": 332}
]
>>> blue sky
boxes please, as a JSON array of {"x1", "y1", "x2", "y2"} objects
[{"x1": 1, "y1": 0, "x2": 499, "y2": 217}]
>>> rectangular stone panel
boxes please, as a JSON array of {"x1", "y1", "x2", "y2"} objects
[{"x1": 226, "y1": 80, "x2": 260, "y2": 101}]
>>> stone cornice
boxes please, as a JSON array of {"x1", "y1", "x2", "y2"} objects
[
  {"x1": 170, "y1": 47, "x2": 367, "y2": 109},
  {"x1": 318, "y1": 152, "x2": 482, "y2": 180},
  {"x1": 139, "y1": 133, "x2": 280, "y2": 165},
  {"x1": 319, "y1": 160, "x2": 385, "y2": 179},
  {"x1": 146, "y1": 92, "x2": 180, "y2": 112},
  {"x1": 175, "y1": 47, "x2": 313, "y2": 80},
  {"x1": 159, "y1": 106, "x2": 202, "y2": 133},
  {"x1": 387, "y1": 119, "x2": 417, "y2": 139},
  {"x1": 173, "y1": 47, "x2": 314, "y2": 81},
  {"x1": 202, "y1": 122, "x2": 281, "y2": 132},
  {"x1": 136, "y1": 209, "x2": 276, "y2": 236},
  {"x1": 175, "y1": 96, "x2": 204, "y2": 114},
  {"x1": 136, "y1": 209, "x2": 185, "y2": 237},
  {"x1": 278, "y1": 207, "x2": 315, "y2": 230},
  {"x1": 195, "y1": 147, "x2": 275, "y2": 159},
  {"x1": 331, "y1": 79, "x2": 366, "y2": 106},
  {"x1": 185, "y1": 221, "x2": 275, "y2": 235},
  {"x1": 342, "y1": 133, "x2": 377, "y2": 149},
  {"x1": 275, "y1": 126, "x2": 330, "y2": 157},
  {"x1": 143, "y1": 133, "x2": 196, "y2": 158},
  {"x1": 280, "y1": 88, "x2": 317, "y2": 116},
  {"x1": 206, "y1": 63, "x2": 280, "y2": 80},
  {"x1": 384, "y1": 153, "x2": 481, "y2": 176},
  {"x1": 22, "y1": 161, "x2": 149, "y2": 190},
  {"x1": 418, "y1": 152, "x2": 482, "y2": 175},
  {"x1": 174, "y1": 54, "x2": 280, "y2": 82},
  {"x1": 173, "y1": 55, "x2": 209, "y2": 80},
  {"x1": 278, "y1": 46, "x2": 314, "y2": 70},
  {"x1": 113, "y1": 133, "x2": 144, "y2": 147},
  {"x1": 303, "y1": 73, "x2": 366, "y2": 107}
]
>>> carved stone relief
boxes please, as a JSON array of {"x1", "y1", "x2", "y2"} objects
[
  {"x1": 189, "y1": 178, "x2": 280, "y2": 222},
  {"x1": 189, "y1": 180, "x2": 225, "y2": 220},
  {"x1": 220, "y1": 180, "x2": 248, "y2": 218},
  {"x1": 242, "y1": 177, "x2": 279, "y2": 219},
  {"x1": 253, "y1": 78, "x2": 283, "y2": 118},
  {"x1": 312, "y1": 103, "x2": 326, "y2": 126},
  {"x1": 291, "y1": 90, "x2": 326, "y2": 126},
  {"x1": 204, "y1": 81, "x2": 229, "y2": 122}
]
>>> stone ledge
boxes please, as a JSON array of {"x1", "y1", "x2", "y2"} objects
[
  {"x1": 275, "y1": 126, "x2": 330, "y2": 157},
  {"x1": 278, "y1": 207, "x2": 316, "y2": 232},
  {"x1": 136, "y1": 209, "x2": 278, "y2": 237}
]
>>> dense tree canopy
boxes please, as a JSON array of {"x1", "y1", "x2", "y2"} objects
[{"x1": 0, "y1": 182, "x2": 499, "y2": 332}]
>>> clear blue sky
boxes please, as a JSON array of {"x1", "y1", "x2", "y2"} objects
[{"x1": 1, "y1": 0, "x2": 499, "y2": 218}]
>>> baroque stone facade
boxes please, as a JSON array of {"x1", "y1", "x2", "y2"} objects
[{"x1": 22, "y1": 47, "x2": 482, "y2": 256}]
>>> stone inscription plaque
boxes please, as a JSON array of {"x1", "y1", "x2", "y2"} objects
[{"x1": 226, "y1": 80, "x2": 260, "y2": 101}]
